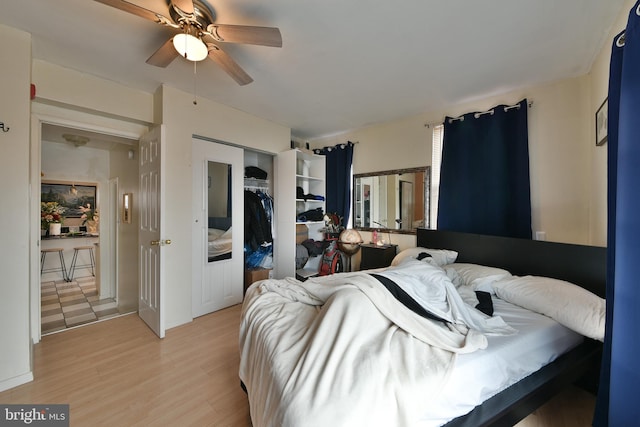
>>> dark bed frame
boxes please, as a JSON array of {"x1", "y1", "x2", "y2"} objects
[{"x1": 417, "y1": 229, "x2": 606, "y2": 427}]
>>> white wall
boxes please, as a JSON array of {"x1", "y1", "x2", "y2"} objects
[
  {"x1": 0, "y1": 24, "x2": 33, "y2": 391},
  {"x1": 110, "y1": 147, "x2": 139, "y2": 312},
  {"x1": 157, "y1": 85, "x2": 291, "y2": 329},
  {"x1": 32, "y1": 60, "x2": 153, "y2": 125}
]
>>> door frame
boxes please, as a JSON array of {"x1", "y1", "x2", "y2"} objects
[{"x1": 30, "y1": 104, "x2": 148, "y2": 343}]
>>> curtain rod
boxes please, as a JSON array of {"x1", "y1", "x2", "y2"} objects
[
  {"x1": 425, "y1": 100, "x2": 534, "y2": 126},
  {"x1": 313, "y1": 140, "x2": 358, "y2": 151}
]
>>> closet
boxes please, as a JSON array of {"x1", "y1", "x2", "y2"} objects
[
  {"x1": 192, "y1": 140, "x2": 276, "y2": 317},
  {"x1": 191, "y1": 138, "x2": 244, "y2": 317},
  {"x1": 243, "y1": 150, "x2": 275, "y2": 291}
]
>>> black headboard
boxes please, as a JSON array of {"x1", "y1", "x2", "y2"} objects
[
  {"x1": 417, "y1": 229, "x2": 606, "y2": 298},
  {"x1": 208, "y1": 217, "x2": 232, "y2": 230}
]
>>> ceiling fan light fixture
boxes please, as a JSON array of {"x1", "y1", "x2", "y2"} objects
[{"x1": 173, "y1": 33, "x2": 208, "y2": 61}]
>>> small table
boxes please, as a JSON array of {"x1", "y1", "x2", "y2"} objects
[{"x1": 359, "y1": 243, "x2": 398, "y2": 270}]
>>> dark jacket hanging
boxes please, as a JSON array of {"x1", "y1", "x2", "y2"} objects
[{"x1": 245, "y1": 190, "x2": 273, "y2": 251}]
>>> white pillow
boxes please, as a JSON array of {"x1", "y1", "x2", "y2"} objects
[
  {"x1": 444, "y1": 263, "x2": 512, "y2": 293},
  {"x1": 390, "y1": 247, "x2": 458, "y2": 267},
  {"x1": 491, "y1": 276, "x2": 605, "y2": 341}
]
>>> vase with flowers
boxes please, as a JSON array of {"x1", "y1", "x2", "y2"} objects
[
  {"x1": 79, "y1": 203, "x2": 100, "y2": 234},
  {"x1": 41, "y1": 202, "x2": 65, "y2": 236}
]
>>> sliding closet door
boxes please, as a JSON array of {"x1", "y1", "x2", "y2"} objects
[{"x1": 191, "y1": 138, "x2": 244, "y2": 317}]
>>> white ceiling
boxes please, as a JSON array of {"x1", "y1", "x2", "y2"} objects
[{"x1": 0, "y1": 0, "x2": 626, "y2": 140}]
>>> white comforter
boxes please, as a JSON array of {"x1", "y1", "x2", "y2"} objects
[{"x1": 239, "y1": 261, "x2": 515, "y2": 427}]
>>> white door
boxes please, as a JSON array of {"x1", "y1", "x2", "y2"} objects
[
  {"x1": 138, "y1": 126, "x2": 165, "y2": 338},
  {"x1": 192, "y1": 138, "x2": 243, "y2": 317}
]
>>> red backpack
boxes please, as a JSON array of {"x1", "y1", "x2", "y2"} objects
[{"x1": 318, "y1": 240, "x2": 344, "y2": 276}]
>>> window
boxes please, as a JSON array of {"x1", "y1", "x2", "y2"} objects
[{"x1": 430, "y1": 124, "x2": 444, "y2": 229}]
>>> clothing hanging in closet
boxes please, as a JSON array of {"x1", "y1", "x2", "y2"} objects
[{"x1": 244, "y1": 189, "x2": 274, "y2": 269}]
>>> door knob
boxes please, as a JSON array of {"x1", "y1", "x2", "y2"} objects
[{"x1": 150, "y1": 240, "x2": 171, "y2": 246}]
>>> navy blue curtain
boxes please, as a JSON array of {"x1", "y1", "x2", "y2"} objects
[
  {"x1": 594, "y1": 3, "x2": 640, "y2": 425},
  {"x1": 314, "y1": 142, "x2": 355, "y2": 224},
  {"x1": 437, "y1": 99, "x2": 532, "y2": 238}
]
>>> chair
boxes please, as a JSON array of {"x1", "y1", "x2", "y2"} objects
[
  {"x1": 41, "y1": 248, "x2": 69, "y2": 282},
  {"x1": 68, "y1": 245, "x2": 96, "y2": 281}
]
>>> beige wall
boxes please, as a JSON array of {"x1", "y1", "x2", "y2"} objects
[
  {"x1": 588, "y1": 0, "x2": 636, "y2": 246},
  {"x1": 0, "y1": 24, "x2": 33, "y2": 391},
  {"x1": 312, "y1": 74, "x2": 600, "y2": 249},
  {"x1": 312, "y1": 2, "x2": 635, "y2": 251}
]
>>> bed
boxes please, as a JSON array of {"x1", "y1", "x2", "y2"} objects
[
  {"x1": 239, "y1": 229, "x2": 606, "y2": 426},
  {"x1": 208, "y1": 217, "x2": 232, "y2": 262}
]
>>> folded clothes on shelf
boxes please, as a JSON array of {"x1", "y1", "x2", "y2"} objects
[
  {"x1": 296, "y1": 186, "x2": 325, "y2": 201},
  {"x1": 297, "y1": 207, "x2": 324, "y2": 222}
]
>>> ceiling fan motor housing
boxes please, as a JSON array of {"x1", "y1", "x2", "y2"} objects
[{"x1": 169, "y1": 0, "x2": 215, "y2": 32}]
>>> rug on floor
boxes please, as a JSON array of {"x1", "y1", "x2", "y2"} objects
[{"x1": 41, "y1": 277, "x2": 120, "y2": 335}]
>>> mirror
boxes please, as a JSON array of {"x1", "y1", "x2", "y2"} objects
[
  {"x1": 207, "y1": 160, "x2": 233, "y2": 262},
  {"x1": 122, "y1": 193, "x2": 132, "y2": 224},
  {"x1": 353, "y1": 166, "x2": 430, "y2": 234}
]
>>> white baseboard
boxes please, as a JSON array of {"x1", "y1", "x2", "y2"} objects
[{"x1": 0, "y1": 371, "x2": 34, "y2": 393}]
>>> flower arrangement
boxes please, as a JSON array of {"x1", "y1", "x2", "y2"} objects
[
  {"x1": 322, "y1": 212, "x2": 344, "y2": 234},
  {"x1": 41, "y1": 202, "x2": 65, "y2": 230},
  {"x1": 79, "y1": 203, "x2": 99, "y2": 225}
]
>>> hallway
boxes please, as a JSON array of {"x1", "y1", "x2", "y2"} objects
[{"x1": 41, "y1": 277, "x2": 123, "y2": 335}]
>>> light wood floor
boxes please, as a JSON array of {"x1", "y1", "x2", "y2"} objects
[{"x1": 0, "y1": 304, "x2": 596, "y2": 426}]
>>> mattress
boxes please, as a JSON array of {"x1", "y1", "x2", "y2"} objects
[
  {"x1": 240, "y1": 267, "x2": 584, "y2": 427},
  {"x1": 208, "y1": 227, "x2": 232, "y2": 258},
  {"x1": 419, "y1": 293, "x2": 583, "y2": 426}
]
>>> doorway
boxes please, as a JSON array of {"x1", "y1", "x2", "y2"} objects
[{"x1": 32, "y1": 114, "x2": 143, "y2": 341}]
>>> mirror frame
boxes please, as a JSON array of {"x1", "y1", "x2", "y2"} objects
[{"x1": 353, "y1": 166, "x2": 431, "y2": 235}]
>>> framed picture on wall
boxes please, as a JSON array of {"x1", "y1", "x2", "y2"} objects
[
  {"x1": 596, "y1": 98, "x2": 608, "y2": 146},
  {"x1": 41, "y1": 181, "x2": 97, "y2": 218}
]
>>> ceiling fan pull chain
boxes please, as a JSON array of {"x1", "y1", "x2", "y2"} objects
[{"x1": 193, "y1": 60, "x2": 198, "y2": 105}]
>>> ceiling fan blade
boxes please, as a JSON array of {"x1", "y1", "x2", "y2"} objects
[
  {"x1": 206, "y1": 44, "x2": 253, "y2": 86},
  {"x1": 146, "y1": 38, "x2": 179, "y2": 67},
  {"x1": 94, "y1": 0, "x2": 164, "y2": 23},
  {"x1": 171, "y1": 0, "x2": 194, "y2": 14},
  {"x1": 206, "y1": 24, "x2": 282, "y2": 47}
]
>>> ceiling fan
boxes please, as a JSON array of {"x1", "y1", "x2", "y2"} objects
[{"x1": 95, "y1": 0, "x2": 282, "y2": 85}]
